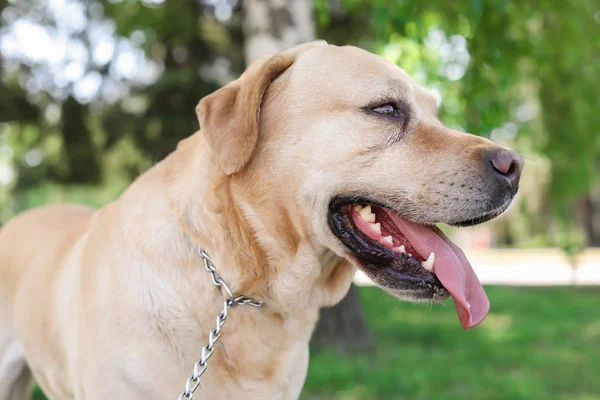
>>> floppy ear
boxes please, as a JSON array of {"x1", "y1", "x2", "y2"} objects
[{"x1": 196, "y1": 41, "x2": 327, "y2": 175}]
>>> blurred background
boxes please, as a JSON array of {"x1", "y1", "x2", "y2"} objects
[{"x1": 0, "y1": 0, "x2": 599, "y2": 399}]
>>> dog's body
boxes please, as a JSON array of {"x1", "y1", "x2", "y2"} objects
[
  {"x1": 0, "y1": 151, "x2": 324, "y2": 399},
  {"x1": 0, "y1": 42, "x2": 522, "y2": 399}
]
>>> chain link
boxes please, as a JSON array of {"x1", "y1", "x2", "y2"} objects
[{"x1": 177, "y1": 248, "x2": 263, "y2": 400}]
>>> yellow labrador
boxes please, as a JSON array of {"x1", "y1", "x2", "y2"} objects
[{"x1": 0, "y1": 41, "x2": 523, "y2": 399}]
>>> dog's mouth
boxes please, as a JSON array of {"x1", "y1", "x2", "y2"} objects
[{"x1": 328, "y1": 197, "x2": 490, "y2": 329}]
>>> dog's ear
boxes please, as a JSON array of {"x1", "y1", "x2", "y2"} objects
[{"x1": 196, "y1": 41, "x2": 326, "y2": 175}]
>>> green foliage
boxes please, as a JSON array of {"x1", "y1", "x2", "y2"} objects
[
  {"x1": 101, "y1": 0, "x2": 232, "y2": 163},
  {"x1": 303, "y1": 286, "x2": 600, "y2": 400}
]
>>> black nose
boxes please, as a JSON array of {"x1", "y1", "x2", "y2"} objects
[{"x1": 488, "y1": 148, "x2": 524, "y2": 188}]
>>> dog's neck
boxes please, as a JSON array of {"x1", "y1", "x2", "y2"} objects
[
  {"x1": 159, "y1": 132, "x2": 355, "y2": 313},
  {"x1": 114, "y1": 132, "x2": 355, "y2": 395}
]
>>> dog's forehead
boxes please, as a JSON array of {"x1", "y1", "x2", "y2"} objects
[{"x1": 294, "y1": 44, "x2": 438, "y2": 109}]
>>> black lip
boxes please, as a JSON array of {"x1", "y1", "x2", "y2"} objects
[
  {"x1": 327, "y1": 195, "x2": 443, "y2": 288},
  {"x1": 328, "y1": 195, "x2": 389, "y2": 214},
  {"x1": 328, "y1": 197, "x2": 394, "y2": 265}
]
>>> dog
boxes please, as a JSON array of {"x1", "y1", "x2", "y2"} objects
[{"x1": 0, "y1": 41, "x2": 523, "y2": 399}]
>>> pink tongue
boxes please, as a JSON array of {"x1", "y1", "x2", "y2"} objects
[{"x1": 383, "y1": 210, "x2": 490, "y2": 329}]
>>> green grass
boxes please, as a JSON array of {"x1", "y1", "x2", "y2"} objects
[
  {"x1": 32, "y1": 286, "x2": 600, "y2": 400},
  {"x1": 302, "y1": 286, "x2": 600, "y2": 400}
]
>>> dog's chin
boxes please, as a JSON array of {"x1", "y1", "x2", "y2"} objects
[
  {"x1": 326, "y1": 195, "x2": 510, "y2": 305},
  {"x1": 446, "y1": 195, "x2": 514, "y2": 227}
]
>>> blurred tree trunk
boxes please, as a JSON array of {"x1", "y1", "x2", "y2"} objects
[
  {"x1": 580, "y1": 195, "x2": 600, "y2": 247},
  {"x1": 60, "y1": 97, "x2": 101, "y2": 184},
  {"x1": 242, "y1": 0, "x2": 315, "y2": 63},
  {"x1": 311, "y1": 284, "x2": 374, "y2": 353},
  {"x1": 242, "y1": 0, "x2": 374, "y2": 353}
]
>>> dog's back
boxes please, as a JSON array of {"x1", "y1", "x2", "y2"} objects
[
  {"x1": 0, "y1": 205, "x2": 95, "y2": 313},
  {"x1": 0, "y1": 204, "x2": 94, "y2": 400}
]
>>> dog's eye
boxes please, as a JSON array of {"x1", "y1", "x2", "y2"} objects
[{"x1": 372, "y1": 104, "x2": 401, "y2": 118}]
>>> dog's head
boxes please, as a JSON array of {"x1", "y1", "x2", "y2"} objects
[{"x1": 196, "y1": 42, "x2": 523, "y2": 329}]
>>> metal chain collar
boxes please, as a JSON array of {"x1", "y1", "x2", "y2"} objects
[{"x1": 177, "y1": 248, "x2": 263, "y2": 400}]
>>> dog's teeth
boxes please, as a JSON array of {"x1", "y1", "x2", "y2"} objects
[
  {"x1": 398, "y1": 245, "x2": 406, "y2": 253},
  {"x1": 408, "y1": 253, "x2": 412, "y2": 257},
  {"x1": 382, "y1": 236, "x2": 393, "y2": 245},
  {"x1": 359, "y1": 205, "x2": 376, "y2": 222},
  {"x1": 372, "y1": 222, "x2": 381, "y2": 234},
  {"x1": 422, "y1": 252, "x2": 435, "y2": 271},
  {"x1": 353, "y1": 204, "x2": 364, "y2": 212}
]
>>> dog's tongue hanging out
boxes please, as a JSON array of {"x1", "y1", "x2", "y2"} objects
[{"x1": 381, "y1": 209, "x2": 490, "y2": 329}]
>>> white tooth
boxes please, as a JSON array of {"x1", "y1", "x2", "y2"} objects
[
  {"x1": 382, "y1": 236, "x2": 393, "y2": 245},
  {"x1": 353, "y1": 204, "x2": 364, "y2": 212},
  {"x1": 359, "y1": 205, "x2": 376, "y2": 222},
  {"x1": 398, "y1": 245, "x2": 406, "y2": 253},
  {"x1": 372, "y1": 222, "x2": 381, "y2": 234},
  {"x1": 422, "y1": 252, "x2": 435, "y2": 271},
  {"x1": 408, "y1": 253, "x2": 412, "y2": 257}
]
